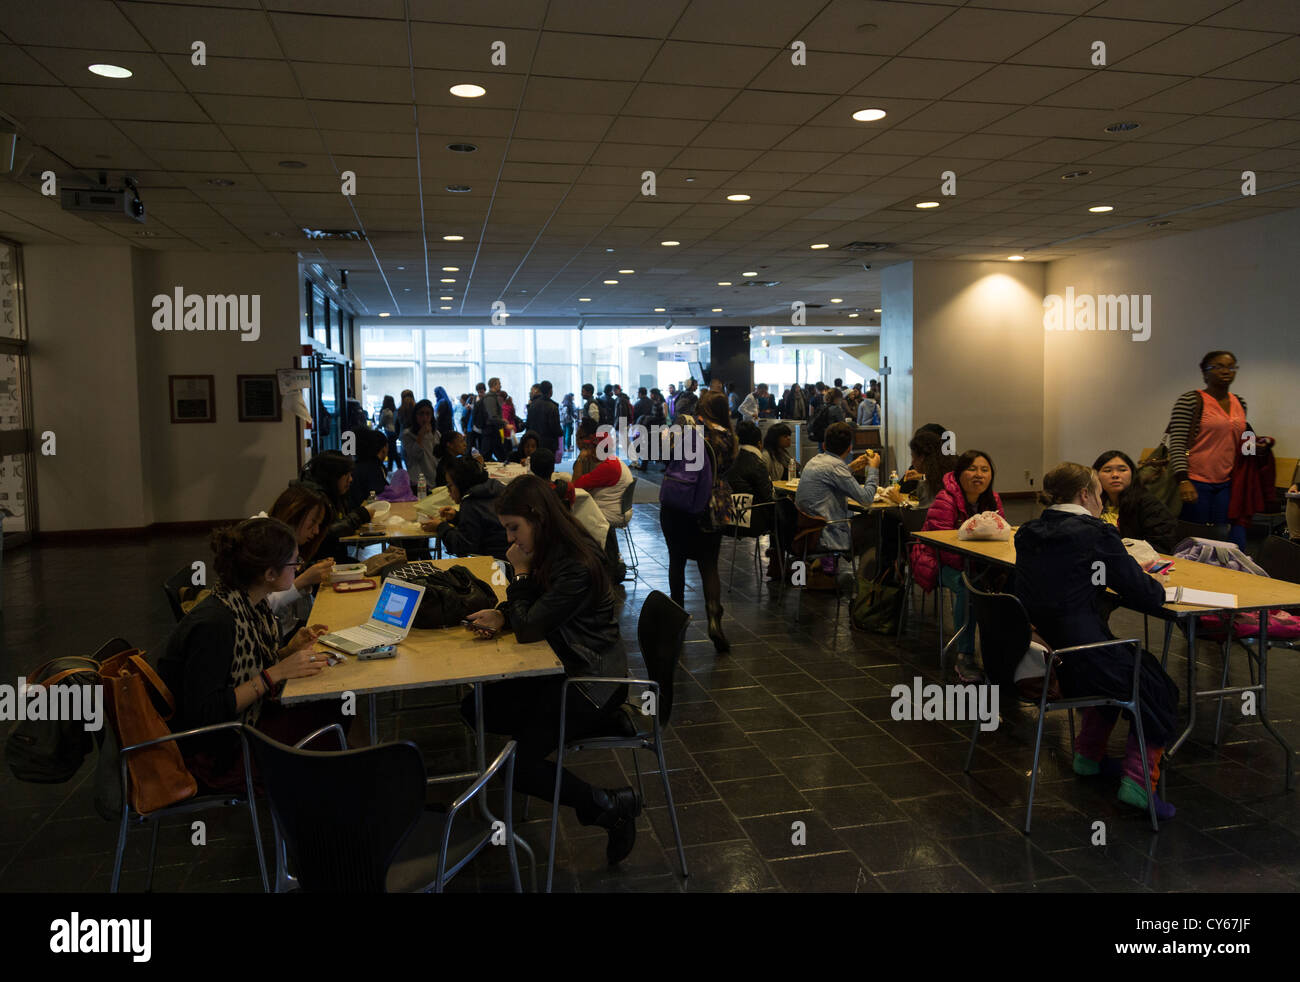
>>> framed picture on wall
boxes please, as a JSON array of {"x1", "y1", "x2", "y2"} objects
[
  {"x1": 169, "y1": 374, "x2": 215, "y2": 424},
  {"x1": 237, "y1": 374, "x2": 281, "y2": 422}
]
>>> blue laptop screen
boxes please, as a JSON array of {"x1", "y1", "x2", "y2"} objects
[{"x1": 372, "y1": 581, "x2": 420, "y2": 630}]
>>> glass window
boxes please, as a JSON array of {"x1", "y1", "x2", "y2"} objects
[
  {"x1": 0, "y1": 453, "x2": 26, "y2": 533},
  {"x1": 484, "y1": 328, "x2": 531, "y2": 401},
  {"x1": 581, "y1": 328, "x2": 621, "y2": 392},
  {"x1": 535, "y1": 329, "x2": 578, "y2": 403},
  {"x1": 0, "y1": 241, "x2": 23, "y2": 340},
  {"x1": 311, "y1": 285, "x2": 328, "y2": 345}
]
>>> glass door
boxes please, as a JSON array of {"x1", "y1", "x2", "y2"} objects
[{"x1": 0, "y1": 238, "x2": 35, "y2": 548}]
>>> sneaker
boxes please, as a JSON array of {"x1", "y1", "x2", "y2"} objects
[
  {"x1": 953, "y1": 654, "x2": 985, "y2": 684},
  {"x1": 1073, "y1": 754, "x2": 1125, "y2": 778},
  {"x1": 1117, "y1": 776, "x2": 1176, "y2": 821}
]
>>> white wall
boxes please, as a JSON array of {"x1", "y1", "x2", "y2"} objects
[
  {"x1": 1043, "y1": 207, "x2": 1300, "y2": 472},
  {"x1": 26, "y1": 246, "x2": 299, "y2": 530}
]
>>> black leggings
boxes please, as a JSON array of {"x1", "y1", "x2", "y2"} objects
[
  {"x1": 660, "y1": 505, "x2": 722, "y2": 608},
  {"x1": 462, "y1": 677, "x2": 627, "y2": 820}
]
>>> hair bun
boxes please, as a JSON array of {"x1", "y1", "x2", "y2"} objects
[{"x1": 1036, "y1": 491, "x2": 1057, "y2": 507}]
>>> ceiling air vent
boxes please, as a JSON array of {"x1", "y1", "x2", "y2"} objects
[
  {"x1": 302, "y1": 228, "x2": 367, "y2": 241},
  {"x1": 841, "y1": 242, "x2": 893, "y2": 252}
]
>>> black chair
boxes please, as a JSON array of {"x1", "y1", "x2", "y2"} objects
[
  {"x1": 545, "y1": 591, "x2": 690, "y2": 892},
  {"x1": 963, "y1": 575, "x2": 1159, "y2": 834},
  {"x1": 163, "y1": 565, "x2": 199, "y2": 622},
  {"x1": 727, "y1": 494, "x2": 779, "y2": 596},
  {"x1": 1174, "y1": 520, "x2": 1229, "y2": 547},
  {"x1": 790, "y1": 507, "x2": 857, "y2": 620},
  {"x1": 246, "y1": 726, "x2": 520, "y2": 893},
  {"x1": 896, "y1": 507, "x2": 941, "y2": 644}
]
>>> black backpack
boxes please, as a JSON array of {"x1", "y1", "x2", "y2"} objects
[
  {"x1": 472, "y1": 398, "x2": 489, "y2": 430},
  {"x1": 809, "y1": 405, "x2": 832, "y2": 442},
  {"x1": 390, "y1": 564, "x2": 499, "y2": 629}
]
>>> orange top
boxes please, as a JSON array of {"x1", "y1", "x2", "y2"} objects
[{"x1": 1188, "y1": 390, "x2": 1245, "y2": 484}]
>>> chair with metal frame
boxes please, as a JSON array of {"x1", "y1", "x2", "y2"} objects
[
  {"x1": 896, "y1": 507, "x2": 942, "y2": 643},
  {"x1": 607, "y1": 475, "x2": 639, "y2": 576},
  {"x1": 790, "y1": 506, "x2": 857, "y2": 621},
  {"x1": 163, "y1": 565, "x2": 201, "y2": 623},
  {"x1": 544, "y1": 590, "x2": 690, "y2": 892},
  {"x1": 726, "y1": 494, "x2": 779, "y2": 596},
  {"x1": 1208, "y1": 535, "x2": 1300, "y2": 744},
  {"x1": 109, "y1": 719, "x2": 268, "y2": 892},
  {"x1": 247, "y1": 725, "x2": 521, "y2": 893},
  {"x1": 962, "y1": 574, "x2": 1159, "y2": 834}
]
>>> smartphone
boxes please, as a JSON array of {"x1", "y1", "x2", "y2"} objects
[
  {"x1": 462, "y1": 619, "x2": 496, "y2": 638},
  {"x1": 1148, "y1": 560, "x2": 1174, "y2": 574},
  {"x1": 357, "y1": 644, "x2": 398, "y2": 660}
]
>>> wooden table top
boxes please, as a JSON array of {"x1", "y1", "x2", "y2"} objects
[
  {"x1": 339, "y1": 500, "x2": 432, "y2": 544},
  {"x1": 911, "y1": 528, "x2": 1300, "y2": 615},
  {"x1": 773, "y1": 479, "x2": 915, "y2": 513},
  {"x1": 281, "y1": 554, "x2": 563, "y2": 705}
]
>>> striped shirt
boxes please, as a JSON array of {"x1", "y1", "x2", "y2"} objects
[{"x1": 1165, "y1": 389, "x2": 1248, "y2": 481}]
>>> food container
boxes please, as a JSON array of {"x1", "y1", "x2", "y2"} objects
[{"x1": 330, "y1": 563, "x2": 368, "y2": 582}]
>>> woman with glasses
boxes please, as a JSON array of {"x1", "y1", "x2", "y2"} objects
[
  {"x1": 1165, "y1": 351, "x2": 1249, "y2": 548},
  {"x1": 157, "y1": 518, "x2": 344, "y2": 792}
]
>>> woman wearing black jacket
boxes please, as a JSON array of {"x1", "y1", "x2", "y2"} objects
[
  {"x1": 301, "y1": 451, "x2": 378, "y2": 562},
  {"x1": 1014, "y1": 462, "x2": 1179, "y2": 821},
  {"x1": 348, "y1": 429, "x2": 390, "y2": 509},
  {"x1": 724, "y1": 421, "x2": 774, "y2": 534},
  {"x1": 1092, "y1": 450, "x2": 1177, "y2": 554},
  {"x1": 463, "y1": 475, "x2": 640, "y2": 864},
  {"x1": 422, "y1": 456, "x2": 509, "y2": 560}
]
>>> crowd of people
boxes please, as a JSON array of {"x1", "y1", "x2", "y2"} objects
[{"x1": 154, "y1": 348, "x2": 1291, "y2": 865}]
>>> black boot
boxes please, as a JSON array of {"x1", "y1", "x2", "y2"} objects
[
  {"x1": 589, "y1": 786, "x2": 642, "y2": 865},
  {"x1": 706, "y1": 602, "x2": 730, "y2": 654}
]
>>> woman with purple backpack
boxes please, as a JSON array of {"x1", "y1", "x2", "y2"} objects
[{"x1": 659, "y1": 392, "x2": 737, "y2": 652}]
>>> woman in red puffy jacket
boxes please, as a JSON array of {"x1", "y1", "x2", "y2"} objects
[{"x1": 910, "y1": 450, "x2": 1005, "y2": 682}]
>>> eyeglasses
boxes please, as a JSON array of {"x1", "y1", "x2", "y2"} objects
[{"x1": 281, "y1": 558, "x2": 301, "y2": 568}]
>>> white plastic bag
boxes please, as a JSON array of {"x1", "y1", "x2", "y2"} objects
[
  {"x1": 957, "y1": 511, "x2": 1011, "y2": 541},
  {"x1": 1122, "y1": 538, "x2": 1160, "y2": 569}
]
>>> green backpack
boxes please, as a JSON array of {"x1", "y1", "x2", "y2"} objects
[{"x1": 852, "y1": 567, "x2": 903, "y2": 634}]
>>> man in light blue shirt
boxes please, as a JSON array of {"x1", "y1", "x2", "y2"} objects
[{"x1": 795, "y1": 422, "x2": 880, "y2": 554}]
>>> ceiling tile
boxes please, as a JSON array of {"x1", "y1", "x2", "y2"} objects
[
  {"x1": 748, "y1": 52, "x2": 886, "y2": 95},
  {"x1": 1119, "y1": 27, "x2": 1291, "y2": 76},
  {"x1": 799, "y1": 0, "x2": 961, "y2": 56},
  {"x1": 670, "y1": 0, "x2": 818, "y2": 47},
  {"x1": 1008, "y1": 17, "x2": 1182, "y2": 69},
  {"x1": 621, "y1": 82, "x2": 738, "y2": 120},
  {"x1": 716, "y1": 90, "x2": 836, "y2": 125},
  {"x1": 1208, "y1": 36, "x2": 1300, "y2": 83},
  {"x1": 0, "y1": 0, "x2": 149, "y2": 49},
  {"x1": 901, "y1": 8, "x2": 1073, "y2": 62},
  {"x1": 531, "y1": 32, "x2": 659, "y2": 82},
  {"x1": 644, "y1": 42, "x2": 772, "y2": 88}
]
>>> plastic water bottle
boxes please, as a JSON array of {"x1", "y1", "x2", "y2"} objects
[
  {"x1": 365, "y1": 491, "x2": 377, "y2": 506},
  {"x1": 889, "y1": 470, "x2": 899, "y2": 486},
  {"x1": 417, "y1": 473, "x2": 427, "y2": 498}
]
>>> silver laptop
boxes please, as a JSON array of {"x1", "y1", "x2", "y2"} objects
[{"x1": 318, "y1": 576, "x2": 426, "y2": 655}]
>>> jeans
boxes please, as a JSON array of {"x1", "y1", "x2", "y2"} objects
[
  {"x1": 1181, "y1": 479, "x2": 1246, "y2": 548},
  {"x1": 940, "y1": 566, "x2": 974, "y2": 655}
]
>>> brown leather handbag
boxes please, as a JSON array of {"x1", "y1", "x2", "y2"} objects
[{"x1": 99, "y1": 650, "x2": 197, "y2": 815}]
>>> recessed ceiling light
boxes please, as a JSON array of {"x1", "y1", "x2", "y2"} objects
[
  {"x1": 403, "y1": 287, "x2": 411, "y2": 292},
  {"x1": 440, "y1": 278, "x2": 456, "y2": 283},
  {"x1": 1060, "y1": 170, "x2": 1091, "y2": 181},
  {"x1": 685, "y1": 177, "x2": 695, "y2": 183},
  {"x1": 810, "y1": 243, "x2": 829, "y2": 250},
  {"x1": 605, "y1": 247, "x2": 615, "y2": 252},
  {"x1": 88, "y1": 64, "x2": 132, "y2": 78},
  {"x1": 446, "y1": 184, "x2": 471, "y2": 193},
  {"x1": 837, "y1": 332, "x2": 845, "y2": 336},
  {"x1": 661, "y1": 240, "x2": 680, "y2": 246},
  {"x1": 440, "y1": 296, "x2": 453, "y2": 300},
  {"x1": 1104, "y1": 121, "x2": 1140, "y2": 133},
  {"x1": 742, "y1": 271, "x2": 757, "y2": 277},
  {"x1": 443, "y1": 234, "x2": 464, "y2": 241},
  {"x1": 378, "y1": 312, "x2": 390, "y2": 318},
  {"x1": 579, "y1": 298, "x2": 592, "y2": 302},
  {"x1": 726, "y1": 194, "x2": 751, "y2": 202},
  {"x1": 618, "y1": 268, "x2": 634, "y2": 274},
  {"x1": 278, "y1": 160, "x2": 307, "y2": 168},
  {"x1": 718, "y1": 281, "x2": 732, "y2": 286},
  {"x1": 206, "y1": 178, "x2": 235, "y2": 187},
  {"x1": 873, "y1": 308, "x2": 881, "y2": 313},
  {"x1": 852, "y1": 108, "x2": 887, "y2": 122},
  {"x1": 848, "y1": 313, "x2": 859, "y2": 318},
  {"x1": 397, "y1": 265, "x2": 405, "y2": 270},
  {"x1": 1088, "y1": 205, "x2": 1113, "y2": 213},
  {"x1": 450, "y1": 84, "x2": 486, "y2": 98},
  {"x1": 830, "y1": 298, "x2": 843, "y2": 303},
  {"x1": 711, "y1": 308, "x2": 722, "y2": 312},
  {"x1": 1007, "y1": 255, "x2": 1025, "y2": 261},
  {"x1": 447, "y1": 143, "x2": 477, "y2": 153},
  {"x1": 604, "y1": 279, "x2": 618, "y2": 285},
  {"x1": 915, "y1": 201, "x2": 939, "y2": 209},
  {"x1": 442, "y1": 266, "x2": 459, "y2": 272},
  {"x1": 654, "y1": 307, "x2": 666, "y2": 312},
  {"x1": 440, "y1": 306, "x2": 451, "y2": 310}
]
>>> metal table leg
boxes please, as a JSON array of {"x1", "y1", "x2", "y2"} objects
[
  {"x1": 1167, "y1": 614, "x2": 1198, "y2": 758},
  {"x1": 472, "y1": 682, "x2": 537, "y2": 891},
  {"x1": 1252, "y1": 616, "x2": 1295, "y2": 790},
  {"x1": 369, "y1": 692, "x2": 378, "y2": 745}
]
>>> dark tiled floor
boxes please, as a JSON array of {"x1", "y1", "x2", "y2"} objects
[{"x1": 2, "y1": 485, "x2": 1298, "y2": 893}]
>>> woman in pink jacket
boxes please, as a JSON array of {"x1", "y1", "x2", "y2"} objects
[{"x1": 910, "y1": 450, "x2": 1005, "y2": 682}]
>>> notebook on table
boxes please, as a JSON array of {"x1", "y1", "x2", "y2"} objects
[{"x1": 317, "y1": 577, "x2": 426, "y2": 655}]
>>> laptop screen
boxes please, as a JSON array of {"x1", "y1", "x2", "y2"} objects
[{"x1": 371, "y1": 580, "x2": 421, "y2": 630}]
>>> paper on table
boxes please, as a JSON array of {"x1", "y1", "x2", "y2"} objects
[{"x1": 1165, "y1": 586, "x2": 1237, "y2": 608}]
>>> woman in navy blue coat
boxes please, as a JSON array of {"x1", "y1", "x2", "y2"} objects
[{"x1": 1014, "y1": 462, "x2": 1179, "y2": 821}]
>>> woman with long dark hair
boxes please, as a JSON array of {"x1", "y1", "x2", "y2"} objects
[
  {"x1": 910, "y1": 449, "x2": 1005, "y2": 682},
  {"x1": 1091, "y1": 450, "x2": 1177, "y2": 554},
  {"x1": 660, "y1": 391, "x2": 737, "y2": 652},
  {"x1": 462, "y1": 475, "x2": 640, "y2": 864},
  {"x1": 157, "y1": 518, "x2": 342, "y2": 791},
  {"x1": 1015, "y1": 463, "x2": 1178, "y2": 820},
  {"x1": 300, "y1": 450, "x2": 378, "y2": 562},
  {"x1": 266, "y1": 484, "x2": 334, "y2": 640},
  {"x1": 379, "y1": 394, "x2": 399, "y2": 473},
  {"x1": 762, "y1": 422, "x2": 800, "y2": 481},
  {"x1": 432, "y1": 385, "x2": 456, "y2": 442}
]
